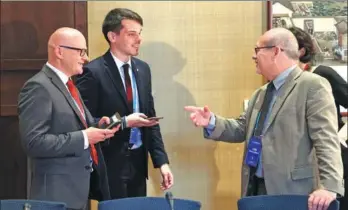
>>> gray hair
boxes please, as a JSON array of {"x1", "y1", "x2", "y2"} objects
[{"x1": 265, "y1": 28, "x2": 300, "y2": 60}]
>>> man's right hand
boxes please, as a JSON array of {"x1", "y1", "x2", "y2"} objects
[
  {"x1": 85, "y1": 125, "x2": 120, "y2": 145},
  {"x1": 184, "y1": 105, "x2": 212, "y2": 127}
]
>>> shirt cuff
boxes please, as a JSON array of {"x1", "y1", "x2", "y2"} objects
[
  {"x1": 328, "y1": 190, "x2": 337, "y2": 198},
  {"x1": 204, "y1": 113, "x2": 216, "y2": 136},
  {"x1": 82, "y1": 130, "x2": 89, "y2": 149},
  {"x1": 121, "y1": 117, "x2": 127, "y2": 130}
]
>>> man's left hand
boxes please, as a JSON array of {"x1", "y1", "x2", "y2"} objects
[
  {"x1": 160, "y1": 164, "x2": 174, "y2": 190},
  {"x1": 308, "y1": 189, "x2": 336, "y2": 210}
]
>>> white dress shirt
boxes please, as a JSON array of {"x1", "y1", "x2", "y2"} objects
[{"x1": 110, "y1": 52, "x2": 133, "y2": 89}]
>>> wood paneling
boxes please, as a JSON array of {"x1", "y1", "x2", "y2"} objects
[
  {"x1": 0, "y1": 1, "x2": 87, "y2": 116},
  {"x1": 0, "y1": 1, "x2": 87, "y2": 199},
  {"x1": 0, "y1": 117, "x2": 26, "y2": 199}
]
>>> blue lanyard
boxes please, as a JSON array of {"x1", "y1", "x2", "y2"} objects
[{"x1": 253, "y1": 111, "x2": 262, "y2": 137}]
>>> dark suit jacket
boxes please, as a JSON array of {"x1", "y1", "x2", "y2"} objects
[
  {"x1": 75, "y1": 51, "x2": 169, "y2": 180},
  {"x1": 18, "y1": 65, "x2": 110, "y2": 209},
  {"x1": 313, "y1": 65, "x2": 348, "y2": 129}
]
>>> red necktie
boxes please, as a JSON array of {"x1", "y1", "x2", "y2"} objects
[
  {"x1": 67, "y1": 79, "x2": 98, "y2": 165},
  {"x1": 122, "y1": 64, "x2": 133, "y2": 110}
]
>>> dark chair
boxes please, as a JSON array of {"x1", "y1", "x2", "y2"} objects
[
  {"x1": 0, "y1": 199, "x2": 67, "y2": 210},
  {"x1": 237, "y1": 195, "x2": 339, "y2": 210},
  {"x1": 98, "y1": 197, "x2": 201, "y2": 210}
]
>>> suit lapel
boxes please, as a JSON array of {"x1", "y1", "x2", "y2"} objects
[
  {"x1": 43, "y1": 66, "x2": 87, "y2": 127},
  {"x1": 131, "y1": 59, "x2": 145, "y2": 111},
  {"x1": 103, "y1": 51, "x2": 130, "y2": 112},
  {"x1": 263, "y1": 68, "x2": 303, "y2": 134}
]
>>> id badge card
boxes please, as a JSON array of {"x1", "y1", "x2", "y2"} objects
[{"x1": 244, "y1": 136, "x2": 262, "y2": 167}]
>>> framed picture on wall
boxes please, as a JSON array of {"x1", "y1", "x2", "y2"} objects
[{"x1": 267, "y1": 0, "x2": 347, "y2": 116}]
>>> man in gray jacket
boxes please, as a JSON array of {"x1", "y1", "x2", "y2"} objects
[
  {"x1": 185, "y1": 28, "x2": 344, "y2": 210},
  {"x1": 18, "y1": 27, "x2": 121, "y2": 210}
]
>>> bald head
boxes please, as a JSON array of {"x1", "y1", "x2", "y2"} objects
[
  {"x1": 47, "y1": 27, "x2": 88, "y2": 77},
  {"x1": 253, "y1": 28, "x2": 300, "y2": 81},
  {"x1": 48, "y1": 27, "x2": 85, "y2": 55},
  {"x1": 261, "y1": 28, "x2": 299, "y2": 60}
]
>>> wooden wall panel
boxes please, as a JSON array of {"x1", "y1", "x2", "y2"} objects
[
  {"x1": 0, "y1": 71, "x2": 35, "y2": 115},
  {"x1": 0, "y1": 1, "x2": 87, "y2": 116},
  {"x1": 0, "y1": 1, "x2": 87, "y2": 199},
  {"x1": 0, "y1": 117, "x2": 26, "y2": 199}
]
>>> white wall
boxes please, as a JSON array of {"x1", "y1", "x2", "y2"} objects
[
  {"x1": 331, "y1": 66, "x2": 347, "y2": 113},
  {"x1": 292, "y1": 17, "x2": 337, "y2": 32},
  {"x1": 332, "y1": 66, "x2": 348, "y2": 82},
  {"x1": 273, "y1": 2, "x2": 293, "y2": 17}
]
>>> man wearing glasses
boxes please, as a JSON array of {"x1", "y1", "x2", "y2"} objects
[
  {"x1": 18, "y1": 27, "x2": 120, "y2": 210},
  {"x1": 185, "y1": 28, "x2": 344, "y2": 210}
]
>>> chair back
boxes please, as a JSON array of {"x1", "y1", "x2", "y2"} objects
[
  {"x1": 237, "y1": 195, "x2": 339, "y2": 210},
  {"x1": 0, "y1": 199, "x2": 67, "y2": 210},
  {"x1": 98, "y1": 197, "x2": 201, "y2": 210}
]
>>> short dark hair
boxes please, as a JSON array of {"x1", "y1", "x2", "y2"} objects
[
  {"x1": 102, "y1": 8, "x2": 143, "y2": 43},
  {"x1": 288, "y1": 27, "x2": 315, "y2": 63}
]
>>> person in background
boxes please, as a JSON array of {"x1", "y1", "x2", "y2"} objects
[
  {"x1": 75, "y1": 8, "x2": 173, "y2": 199},
  {"x1": 288, "y1": 26, "x2": 348, "y2": 130},
  {"x1": 185, "y1": 27, "x2": 344, "y2": 210},
  {"x1": 289, "y1": 26, "x2": 348, "y2": 210}
]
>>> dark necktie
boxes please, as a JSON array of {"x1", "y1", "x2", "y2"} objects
[
  {"x1": 123, "y1": 64, "x2": 133, "y2": 110},
  {"x1": 254, "y1": 82, "x2": 275, "y2": 136},
  {"x1": 67, "y1": 79, "x2": 98, "y2": 165}
]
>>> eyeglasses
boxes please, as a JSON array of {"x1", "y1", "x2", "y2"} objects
[
  {"x1": 59, "y1": 45, "x2": 87, "y2": 57},
  {"x1": 254, "y1": 46, "x2": 284, "y2": 54}
]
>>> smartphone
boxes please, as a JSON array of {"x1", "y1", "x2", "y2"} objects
[
  {"x1": 100, "y1": 113, "x2": 122, "y2": 129},
  {"x1": 147, "y1": 116, "x2": 164, "y2": 121},
  {"x1": 106, "y1": 120, "x2": 121, "y2": 129}
]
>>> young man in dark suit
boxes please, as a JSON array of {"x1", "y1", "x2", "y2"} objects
[{"x1": 76, "y1": 8, "x2": 173, "y2": 199}]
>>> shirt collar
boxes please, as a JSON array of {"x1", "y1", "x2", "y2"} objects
[
  {"x1": 46, "y1": 62, "x2": 69, "y2": 85},
  {"x1": 273, "y1": 65, "x2": 297, "y2": 90},
  {"x1": 110, "y1": 51, "x2": 132, "y2": 70}
]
